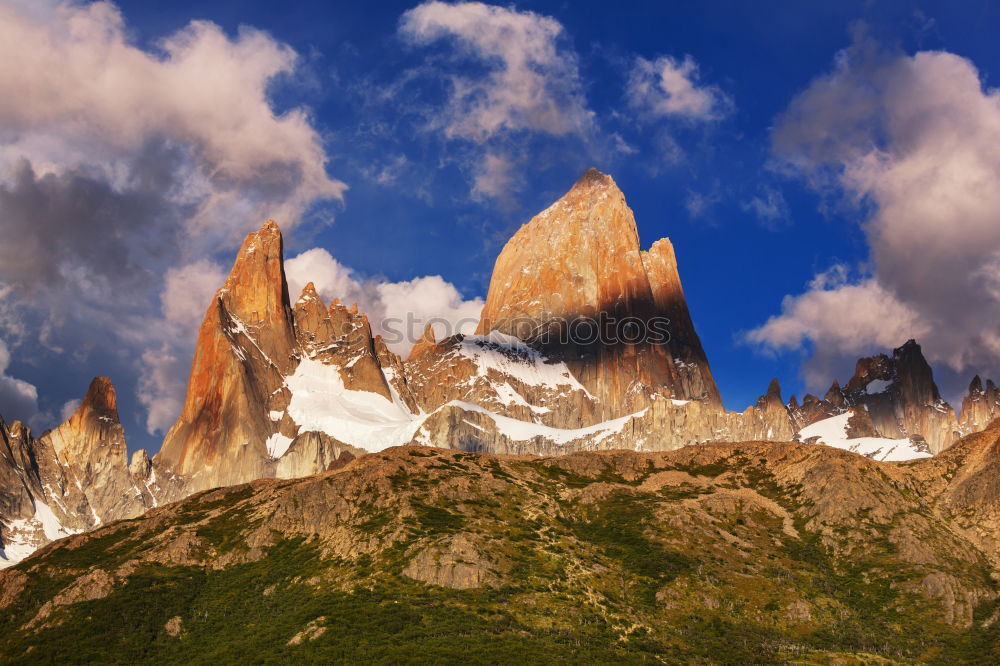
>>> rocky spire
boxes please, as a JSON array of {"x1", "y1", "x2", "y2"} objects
[
  {"x1": 408, "y1": 324, "x2": 438, "y2": 360},
  {"x1": 756, "y1": 378, "x2": 784, "y2": 410},
  {"x1": 641, "y1": 238, "x2": 722, "y2": 408},
  {"x1": 39, "y1": 377, "x2": 154, "y2": 527},
  {"x1": 474, "y1": 167, "x2": 717, "y2": 418},
  {"x1": 293, "y1": 282, "x2": 333, "y2": 350},
  {"x1": 47, "y1": 376, "x2": 124, "y2": 470},
  {"x1": 155, "y1": 220, "x2": 298, "y2": 486},
  {"x1": 839, "y1": 340, "x2": 957, "y2": 453},
  {"x1": 959, "y1": 374, "x2": 1000, "y2": 434},
  {"x1": 825, "y1": 379, "x2": 845, "y2": 409}
]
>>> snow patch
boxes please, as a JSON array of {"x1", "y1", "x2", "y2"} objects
[
  {"x1": 33, "y1": 499, "x2": 79, "y2": 542},
  {"x1": 0, "y1": 499, "x2": 81, "y2": 568},
  {"x1": 448, "y1": 400, "x2": 644, "y2": 446},
  {"x1": 866, "y1": 379, "x2": 891, "y2": 394},
  {"x1": 285, "y1": 358, "x2": 425, "y2": 452},
  {"x1": 799, "y1": 413, "x2": 931, "y2": 462},
  {"x1": 266, "y1": 432, "x2": 295, "y2": 458},
  {"x1": 454, "y1": 332, "x2": 592, "y2": 397}
]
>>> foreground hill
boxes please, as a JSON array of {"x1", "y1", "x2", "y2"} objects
[{"x1": 4, "y1": 425, "x2": 1000, "y2": 663}]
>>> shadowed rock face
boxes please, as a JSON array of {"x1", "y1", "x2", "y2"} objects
[
  {"x1": 474, "y1": 168, "x2": 721, "y2": 418},
  {"x1": 960, "y1": 376, "x2": 1000, "y2": 434},
  {"x1": 641, "y1": 238, "x2": 722, "y2": 408},
  {"x1": 0, "y1": 378, "x2": 158, "y2": 569},
  {"x1": 787, "y1": 340, "x2": 959, "y2": 454},
  {"x1": 156, "y1": 220, "x2": 299, "y2": 487}
]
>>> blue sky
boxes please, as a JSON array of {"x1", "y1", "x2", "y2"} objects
[{"x1": 2, "y1": 0, "x2": 1000, "y2": 454}]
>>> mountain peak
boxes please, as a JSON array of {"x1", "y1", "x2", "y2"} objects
[
  {"x1": 572, "y1": 167, "x2": 615, "y2": 190},
  {"x1": 408, "y1": 324, "x2": 438, "y2": 360},
  {"x1": 79, "y1": 376, "x2": 118, "y2": 420},
  {"x1": 474, "y1": 169, "x2": 720, "y2": 418}
]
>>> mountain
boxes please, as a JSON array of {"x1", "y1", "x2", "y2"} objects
[
  {"x1": 787, "y1": 340, "x2": 959, "y2": 457},
  {"x1": 4, "y1": 426, "x2": 1000, "y2": 662},
  {"x1": 0, "y1": 378, "x2": 161, "y2": 568},
  {"x1": 475, "y1": 168, "x2": 721, "y2": 414},
  {"x1": 960, "y1": 375, "x2": 1000, "y2": 435},
  {"x1": 3, "y1": 168, "x2": 999, "y2": 567}
]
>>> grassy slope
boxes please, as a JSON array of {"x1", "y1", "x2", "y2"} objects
[{"x1": 1, "y1": 446, "x2": 999, "y2": 665}]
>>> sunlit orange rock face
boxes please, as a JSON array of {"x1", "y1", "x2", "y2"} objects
[
  {"x1": 475, "y1": 168, "x2": 721, "y2": 419},
  {"x1": 155, "y1": 220, "x2": 299, "y2": 488}
]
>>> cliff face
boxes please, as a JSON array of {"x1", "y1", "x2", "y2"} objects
[
  {"x1": 0, "y1": 379, "x2": 157, "y2": 568},
  {"x1": 155, "y1": 221, "x2": 302, "y2": 492},
  {"x1": 959, "y1": 376, "x2": 1000, "y2": 435},
  {"x1": 787, "y1": 341, "x2": 958, "y2": 455},
  {"x1": 474, "y1": 169, "x2": 719, "y2": 417}
]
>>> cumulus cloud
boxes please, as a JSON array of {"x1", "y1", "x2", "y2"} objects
[
  {"x1": 398, "y1": 1, "x2": 593, "y2": 197},
  {"x1": 0, "y1": 339, "x2": 39, "y2": 425},
  {"x1": 749, "y1": 35, "x2": 1000, "y2": 392},
  {"x1": 60, "y1": 399, "x2": 81, "y2": 423},
  {"x1": 0, "y1": 1, "x2": 344, "y2": 241},
  {"x1": 286, "y1": 248, "x2": 483, "y2": 355},
  {"x1": 399, "y1": 1, "x2": 593, "y2": 141},
  {"x1": 161, "y1": 261, "x2": 228, "y2": 333},
  {"x1": 627, "y1": 55, "x2": 730, "y2": 121},
  {"x1": 0, "y1": 2, "x2": 345, "y2": 435},
  {"x1": 138, "y1": 344, "x2": 188, "y2": 436},
  {"x1": 741, "y1": 186, "x2": 790, "y2": 229}
]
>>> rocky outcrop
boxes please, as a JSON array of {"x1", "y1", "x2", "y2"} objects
[
  {"x1": 786, "y1": 341, "x2": 958, "y2": 454},
  {"x1": 0, "y1": 378, "x2": 157, "y2": 568},
  {"x1": 155, "y1": 220, "x2": 299, "y2": 493},
  {"x1": 474, "y1": 168, "x2": 718, "y2": 417},
  {"x1": 959, "y1": 376, "x2": 1000, "y2": 435}
]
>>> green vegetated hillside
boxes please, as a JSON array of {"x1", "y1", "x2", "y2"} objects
[{"x1": 4, "y1": 428, "x2": 1000, "y2": 665}]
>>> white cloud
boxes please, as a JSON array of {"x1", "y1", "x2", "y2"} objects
[
  {"x1": 286, "y1": 248, "x2": 483, "y2": 355},
  {"x1": 161, "y1": 260, "x2": 228, "y2": 332},
  {"x1": 750, "y1": 38, "x2": 1000, "y2": 391},
  {"x1": 0, "y1": 1, "x2": 345, "y2": 242},
  {"x1": 0, "y1": 339, "x2": 39, "y2": 425},
  {"x1": 138, "y1": 344, "x2": 187, "y2": 435},
  {"x1": 742, "y1": 186, "x2": 790, "y2": 229},
  {"x1": 60, "y1": 398, "x2": 80, "y2": 422},
  {"x1": 0, "y1": 2, "x2": 346, "y2": 434},
  {"x1": 136, "y1": 259, "x2": 228, "y2": 433},
  {"x1": 747, "y1": 268, "x2": 929, "y2": 355},
  {"x1": 471, "y1": 152, "x2": 517, "y2": 200},
  {"x1": 399, "y1": 1, "x2": 593, "y2": 142},
  {"x1": 398, "y1": 1, "x2": 594, "y2": 199},
  {"x1": 375, "y1": 275, "x2": 483, "y2": 347},
  {"x1": 286, "y1": 248, "x2": 367, "y2": 307},
  {"x1": 627, "y1": 55, "x2": 729, "y2": 121}
]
